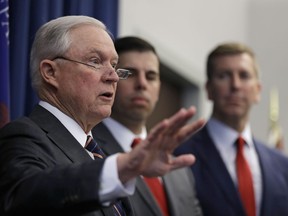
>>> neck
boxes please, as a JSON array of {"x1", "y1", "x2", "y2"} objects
[
  {"x1": 111, "y1": 116, "x2": 145, "y2": 135},
  {"x1": 212, "y1": 114, "x2": 248, "y2": 133}
]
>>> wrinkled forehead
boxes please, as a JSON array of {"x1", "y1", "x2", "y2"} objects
[{"x1": 67, "y1": 25, "x2": 118, "y2": 58}]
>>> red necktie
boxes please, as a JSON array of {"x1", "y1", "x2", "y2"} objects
[
  {"x1": 131, "y1": 138, "x2": 170, "y2": 216},
  {"x1": 236, "y1": 136, "x2": 256, "y2": 216}
]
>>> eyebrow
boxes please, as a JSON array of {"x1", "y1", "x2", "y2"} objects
[{"x1": 85, "y1": 47, "x2": 119, "y2": 62}]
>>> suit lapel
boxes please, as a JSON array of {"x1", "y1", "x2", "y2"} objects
[
  {"x1": 196, "y1": 126, "x2": 244, "y2": 210},
  {"x1": 30, "y1": 105, "x2": 93, "y2": 163},
  {"x1": 162, "y1": 172, "x2": 179, "y2": 215},
  {"x1": 254, "y1": 141, "x2": 283, "y2": 216},
  {"x1": 93, "y1": 122, "x2": 162, "y2": 216},
  {"x1": 135, "y1": 177, "x2": 163, "y2": 216},
  {"x1": 92, "y1": 122, "x2": 124, "y2": 155},
  {"x1": 92, "y1": 123, "x2": 137, "y2": 215}
]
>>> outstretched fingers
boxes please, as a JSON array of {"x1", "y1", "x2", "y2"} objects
[
  {"x1": 147, "y1": 106, "x2": 205, "y2": 152},
  {"x1": 170, "y1": 154, "x2": 196, "y2": 170},
  {"x1": 147, "y1": 106, "x2": 196, "y2": 144},
  {"x1": 174, "y1": 117, "x2": 206, "y2": 144},
  {"x1": 162, "y1": 107, "x2": 197, "y2": 136},
  {"x1": 133, "y1": 106, "x2": 205, "y2": 178}
]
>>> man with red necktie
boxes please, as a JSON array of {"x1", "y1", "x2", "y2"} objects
[
  {"x1": 92, "y1": 36, "x2": 203, "y2": 216},
  {"x1": 174, "y1": 42, "x2": 288, "y2": 216}
]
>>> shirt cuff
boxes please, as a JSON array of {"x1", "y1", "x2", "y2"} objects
[{"x1": 99, "y1": 153, "x2": 136, "y2": 202}]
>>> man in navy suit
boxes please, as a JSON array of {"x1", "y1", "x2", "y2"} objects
[
  {"x1": 174, "y1": 42, "x2": 288, "y2": 216},
  {"x1": 0, "y1": 16, "x2": 205, "y2": 216}
]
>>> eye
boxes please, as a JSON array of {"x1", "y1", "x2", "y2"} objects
[
  {"x1": 146, "y1": 71, "x2": 159, "y2": 81},
  {"x1": 111, "y1": 63, "x2": 117, "y2": 69},
  {"x1": 89, "y1": 57, "x2": 101, "y2": 66},
  {"x1": 239, "y1": 71, "x2": 252, "y2": 80},
  {"x1": 215, "y1": 71, "x2": 230, "y2": 80}
]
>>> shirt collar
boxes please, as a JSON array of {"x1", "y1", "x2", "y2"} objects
[
  {"x1": 207, "y1": 117, "x2": 254, "y2": 149},
  {"x1": 103, "y1": 117, "x2": 147, "y2": 152},
  {"x1": 39, "y1": 101, "x2": 88, "y2": 147}
]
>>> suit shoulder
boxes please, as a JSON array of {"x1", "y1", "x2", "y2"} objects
[
  {"x1": 174, "y1": 127, "x2": 208, "y2": 155},
  {"x1": 255, "y1": 139, "x2": 288, "y2": 164},
  {"x1": 164, "y1": 167, "x2": 195, "y2": 187},
  {"x1": 0, "y1": 117, "x2": 39, "y2": 138}
]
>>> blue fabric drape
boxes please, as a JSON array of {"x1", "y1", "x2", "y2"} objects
[
  {"x1": 8, "y1": 0, "x2": 118, "y2": 121},
  {"x1": 0, "y1": 0, "x2": 10, "y2": 128}
]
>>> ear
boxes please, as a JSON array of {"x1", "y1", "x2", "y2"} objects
[
  {"x1": 40, "y1": 59, "x2": 59, "y2": 88},
  {"x1": 156, "y1": 81, "x2": 161, "y2": 101},
  {"x1": 254, "y1": 81, "x2": 262, "y2": 103},
  {"x1": 205, "y1": 80, "x2": 213, "y2": 101}
]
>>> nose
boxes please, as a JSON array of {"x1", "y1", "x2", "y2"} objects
[
  {"x1": 135, "y1": 71, "x2": 148, "y2": 89},
  {"x1": 231, "y1": 74, "x2": 241, "y2": 89},
  {"x1": 102, "y1": 66, "x2": 120, "y2": 82}
]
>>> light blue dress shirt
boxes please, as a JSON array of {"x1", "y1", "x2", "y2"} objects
[{"x1": 207, "y1": 118, "x2": 262, "y2": 216}]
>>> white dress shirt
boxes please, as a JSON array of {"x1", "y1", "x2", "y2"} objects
[
  {"x1": 103, "y1": 117, "x2": 147, "y2": 152},
  {"x1": 39, "y1": 101, "x2": 135, "y2": 203},
  {"x1": 102, "y1": 118, "x2": 165, "y2": 183},
  {"x1": 207, "y1": 118, "x2": 262, "y2": 216}
]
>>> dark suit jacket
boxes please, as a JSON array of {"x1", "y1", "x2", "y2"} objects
[
  {"x1": 92, "y1": 122, "x2": 203, "y2": 216},
  {"x1": 174, "y1": 125, "x2": 288, "y2": 216},
  {"x1": 0, "y1": 105, "x2": 133, "y2": 216}
]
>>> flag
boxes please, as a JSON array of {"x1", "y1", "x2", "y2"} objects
[
  {"x1": 0, "y1": 0, "x2": 10, "y2": 128},
  {"x1": 268, "y1": 88, "x2": 284, "y2": 151}
]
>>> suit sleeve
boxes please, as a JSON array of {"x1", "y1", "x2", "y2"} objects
[
  {"x1": 184, "y1": 168, "x2": 203, "y2": 216},
  {"x1": 0, "y1": 118, "x2": 105, "y2": 215}
]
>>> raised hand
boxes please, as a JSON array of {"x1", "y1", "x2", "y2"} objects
[{"x1": 117, "y1": 106, "x2": 205, "y2": 183}]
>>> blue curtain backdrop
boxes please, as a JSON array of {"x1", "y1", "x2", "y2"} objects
[
  {"x1": 4, "y1": 0, "x2": 118, "y2": 126},
  {"x1": 0, "y1": 0, "x2": 9, "y2": 128}
]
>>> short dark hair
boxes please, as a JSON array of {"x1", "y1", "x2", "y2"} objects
[
  {"x1": 206, "y1": 42, "x2": 259, "y2": 80},
  {"x1": 114, "y1": 36, "x2": 158, "y2": 56}
]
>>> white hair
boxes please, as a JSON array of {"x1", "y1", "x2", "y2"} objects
[{"x1": 30, "y1": 15, "x2": 112, "y2": 92}]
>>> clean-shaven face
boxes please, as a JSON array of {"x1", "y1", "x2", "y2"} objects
[
  {"x1": 51, "y1": 25, "x2": 119, "y2": 129},
  {"x1": 112, "y1": 50, "x2": 160, "y2": 124},
  {"x1": 206, "y1": 53, "x2": 261, "y2": 122}
]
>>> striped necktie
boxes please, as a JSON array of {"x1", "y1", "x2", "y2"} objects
[
  {"x1": 85, "y1": 135, "x2": 126, "y2": 216},
  {"x1": 85, "y1": 135, "x2": 106, "y2": 159},
  {"x1": 236, "y1": 136, "x2": 256, "y2": 216}
]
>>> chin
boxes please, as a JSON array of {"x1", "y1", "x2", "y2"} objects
[
  {"x1": 97, "y1": 108, "x2": 112, "y2": 119},
  {"x1": 104, "y1": 110, "x2": 112, "y2": 118},
  {"x1": 225, "y1": 112, "x2": 245, "y2": 120}
]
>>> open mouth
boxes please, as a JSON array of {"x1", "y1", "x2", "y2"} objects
[{"x1": 100, "y1": 92, "x2": 113, "y2": 98}]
